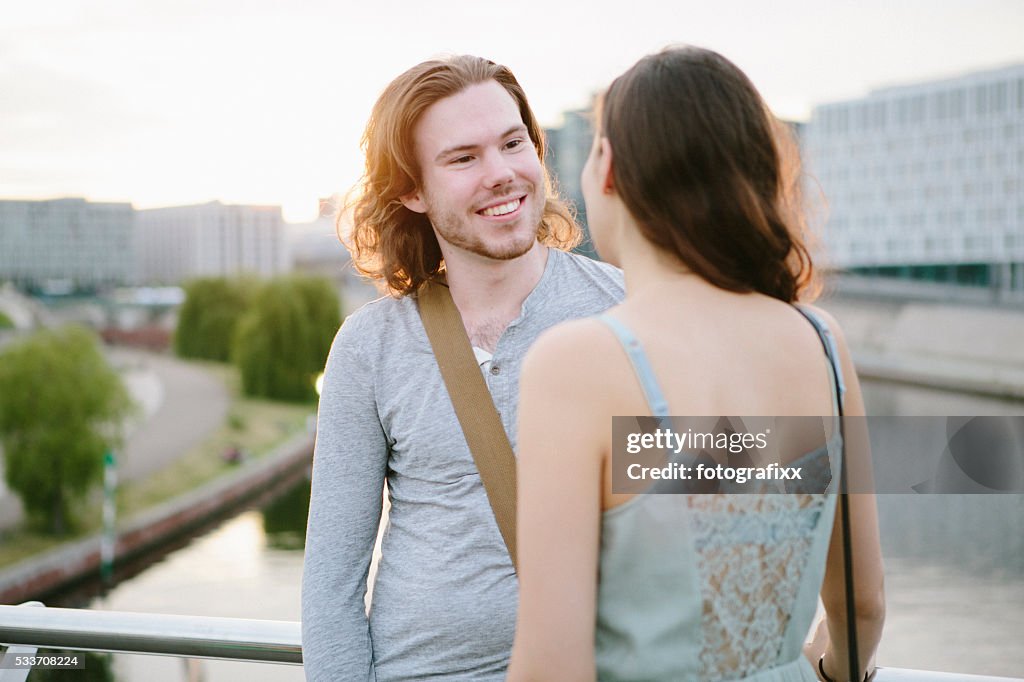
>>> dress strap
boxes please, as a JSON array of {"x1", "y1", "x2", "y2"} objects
[
  {"x1": 793, "y1": 305, "x2": 846, "y2": 418},
  {"x1": 595, "y1": 314, "x2": 671, "y2": 418}
]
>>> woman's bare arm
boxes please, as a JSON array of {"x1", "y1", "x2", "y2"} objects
[{"x1": 506, "y1": 322, "x2": 608, "y2": 682}]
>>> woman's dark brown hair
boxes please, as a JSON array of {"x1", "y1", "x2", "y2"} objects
[
  {"x1": 344, "y1": 55, "x2": 581, "y2": 296},
  {"x1": 601, "y1": 46, "x2": 815, "y2": 302}
]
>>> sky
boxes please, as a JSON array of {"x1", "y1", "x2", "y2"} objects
[{"x1": 2, "y1": 0, "x2": 1023, "y2": 223}]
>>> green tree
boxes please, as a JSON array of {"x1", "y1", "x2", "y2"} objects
[
  {"x1": 174, "y1": 277, "x2": 254, "y2": 361},
  {"x1": 232, "y1": 276, "x2": 341, "y2": 402},
  {"x1": 0, "y1": 309, "x2": 14, "y2": 329},
  {"x1": 0, "y1": 326, "x2": 133, "y2": 535},
  {"x1": 289, "y1": 275, "x2": 344, "y2": 366}
]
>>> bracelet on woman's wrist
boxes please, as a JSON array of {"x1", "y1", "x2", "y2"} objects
[
  {"x1": 818, "y1": 656, "x2": 837, "y2": 682},
  {"x1": 818, "y1": 655, "x2": 876, "y2": 682}
]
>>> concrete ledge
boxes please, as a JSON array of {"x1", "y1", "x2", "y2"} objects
[
  {"x1": 0, "y1": 432, "x2": 313, "y2": 605},
  {"x1": 854, "y1": 351, "x2": 1024, "y2": 400},
  {"x1": 820, "y1": 298, "x2": 1024, "y2": 399}
]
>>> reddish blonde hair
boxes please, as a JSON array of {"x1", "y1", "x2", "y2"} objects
[{"x1": 343, "y1": 55, "x2": 581, "y2": 296}]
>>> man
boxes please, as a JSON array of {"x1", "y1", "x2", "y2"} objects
[{"x1": 301, "y1": 55, "x2": 623, "y2": 681}]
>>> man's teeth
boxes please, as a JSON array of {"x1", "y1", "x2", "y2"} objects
[{"x1": 480, "y1": 198, "x2": 521, "y2": 217}]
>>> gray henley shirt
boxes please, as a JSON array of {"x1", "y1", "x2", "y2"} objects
[{"x1": 301, "y1": 247, "x2": 624, "y2": 681}]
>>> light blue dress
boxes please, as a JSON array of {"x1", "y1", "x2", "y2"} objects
[{"x1": 593, "y1": 307, "x2": 844, "y2": 681}]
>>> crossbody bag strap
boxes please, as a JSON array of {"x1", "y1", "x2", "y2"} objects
[
  {"x1": 795, "y1": 304, "x2": 861, "y2": 682},
  {"x1": 416, "y1": 277, "x2": 518, "y2": 570}
]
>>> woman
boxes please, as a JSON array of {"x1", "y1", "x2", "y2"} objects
[{"x1": 506, "y1": 47, "x2": 884, "y2": 681}]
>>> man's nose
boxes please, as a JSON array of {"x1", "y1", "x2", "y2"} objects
[{"x1": 482, "y1": 152, "x2": 515, "y2": 188}]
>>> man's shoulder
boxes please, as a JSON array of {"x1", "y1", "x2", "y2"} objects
[
  {"x1": 334, "y1": 293, "x2": 418, "y2": 349},
  {"x1": 344, "y1": 293, "x2": 415, "y2": 325},
  {"x1": 547, "y1": 249, "x2": 625, "y2": 305},
  {"x1": 552, "y1": 248, "x2": 623, "y2": 286}
]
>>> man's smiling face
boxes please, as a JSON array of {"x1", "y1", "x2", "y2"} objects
[{"x1": 402, "y1": 79, "x2": 546, "y2": 262}]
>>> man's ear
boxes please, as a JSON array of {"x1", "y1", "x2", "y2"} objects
[
  {"x1": 598, "y1": 137, "x2": 615, "y2": 195},
  {"x1": 400, "y1": 190, "x2": 428, "y2": 214}
]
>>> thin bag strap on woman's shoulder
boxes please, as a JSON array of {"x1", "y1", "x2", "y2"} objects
[
  {"x1": 416, "y1": 277, "x2": 518, "y2": 570},
  {"x1": 793, "y1": 303, "x2": 864, "y2": 682}
]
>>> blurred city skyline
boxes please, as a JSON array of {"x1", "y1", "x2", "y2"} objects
[{"x1": 3, "y1": 0, "x2": 1024, "y2": 222}]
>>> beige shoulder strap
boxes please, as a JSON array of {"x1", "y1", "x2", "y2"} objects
[{"x1": 416, "y1": 278, "x2": 518, "y2": 570}]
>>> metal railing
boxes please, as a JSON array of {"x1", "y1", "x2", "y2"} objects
[
  {"x1": 0, "y1": 602, "x2": 300, "y2": 673},
  {"x1": 1, "y1": 602, "x2": 1021, "y2": 681}
]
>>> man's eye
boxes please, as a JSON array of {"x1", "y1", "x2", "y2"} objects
[
  {"x1": 451, "y1": 156, "x2": 473, "y2": 165},
  {"x1": 505, "y1": 139, "x2": 524, "y2": 150}
]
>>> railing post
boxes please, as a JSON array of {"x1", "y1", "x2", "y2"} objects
[{"x1": 0, "y1": 602, "x2": 44, "y2": 682}]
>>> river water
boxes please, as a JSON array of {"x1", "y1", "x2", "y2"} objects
[{"x1": 64, "y1": 379, "x2": 1024, "y2": 680}]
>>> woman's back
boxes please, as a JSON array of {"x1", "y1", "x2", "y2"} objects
[
  {"x1": 593, "y1": 288, "x2": 839, "y2": 675},
  {"x1": 594, "y1": 283, "x2": 834, "y2": 421},
  {"x1": 591, "y1": 289, "x2": 842, "y2": 681}
]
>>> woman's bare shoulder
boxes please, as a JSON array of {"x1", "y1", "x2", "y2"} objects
[{"x1": 524, "y1": 315, "x2": 623, "y2": 379}]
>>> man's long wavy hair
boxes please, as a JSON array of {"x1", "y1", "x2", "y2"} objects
[
  {"x1": 600, "y1": 47, "x2": 817, "y2": 302},
  {"x1": 343, "y1": 55, "x2": 582, "y2": 297}
]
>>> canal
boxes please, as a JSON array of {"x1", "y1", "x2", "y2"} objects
[{"x1": 36, "y1": 379, "x2": 1024, "y2": 680}]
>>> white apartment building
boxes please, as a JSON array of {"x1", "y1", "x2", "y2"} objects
[
  {"x1": 0, "y1": 198, "x2": 134, "y2": 291},
  {"x1": 136, "y1": 201, "x2": 289, "y2": 284},
  {"x1": 802, "y1": 63, "x2": 1024, "y2": 292}
]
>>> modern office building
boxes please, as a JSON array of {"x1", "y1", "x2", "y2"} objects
[
  {"x1": 0, "y1": 198, "x2": 134, "y2": 292},
  {"x1": 136, "y1": 201, "x2": 289, "y2": 284},
  {"x1": 288, "y1": 198, "x2": 347, "y2": 274},
  {"x1": 545, "y1": 105, "x2": 599, "y2": 259},
  {"x1": 802, "y1": 63, "x2": 1024, "y2": 293}
]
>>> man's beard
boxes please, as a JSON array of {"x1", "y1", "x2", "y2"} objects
[{"x1": 428, "y1": 186, "x2": 545, "y2": 261}]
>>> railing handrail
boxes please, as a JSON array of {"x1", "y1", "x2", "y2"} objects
[
  {"x1": 2, "y1": 603, "x2": 1022, "y2": 680},
  {"x1": 0, "y1": 603, "x2": 300, "y2": 665}
]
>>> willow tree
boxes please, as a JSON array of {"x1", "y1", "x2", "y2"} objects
[
  {"x1": 232, "y1": 276, "x2": 341, "y2": 402},
  {"x1": 0, "y1": 326, "x2": 133, "y2": 534},
  {"x1": 174, "y1": 277, "x2": 255, "y2": 361}
]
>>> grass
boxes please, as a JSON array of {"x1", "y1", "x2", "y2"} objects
[
  {"x1": 0, "y1": 360, "x2": 314, "y2": 570},
  {"x1": 0, "y1": 529, "x2": 71, "y2": 567}
]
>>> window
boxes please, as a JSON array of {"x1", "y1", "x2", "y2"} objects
[
  {"x1": 873, "y1": 101, "x2": 887, "y2": 128},
  {"x1": 910, "y1": 95, "x2": 926, "y2": 123},
  {"x1": 993, "y1": 82, "x2": 1008, "y2": 113},
  {"x1": 856, "y1": 104, "x2": 869, "y2": 131},
  {"x1": 975, "y1": 85, "x2": 988, "y2": 116},
  {"x1": 950, "y1": 89, "x2": 965, "y2": 118}
]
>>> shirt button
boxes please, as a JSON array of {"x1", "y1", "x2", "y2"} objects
[{"x1": 490, "y1": 365, "x2": 501, "y2": 375}]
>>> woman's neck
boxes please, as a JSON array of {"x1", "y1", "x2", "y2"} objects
[{"x1": 617, "y1": 226, "x2": 710, "y2": 301}]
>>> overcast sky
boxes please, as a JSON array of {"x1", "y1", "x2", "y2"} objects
[{"x1": 2, "y1": 0, "x2": 1023, "y2": 222}]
